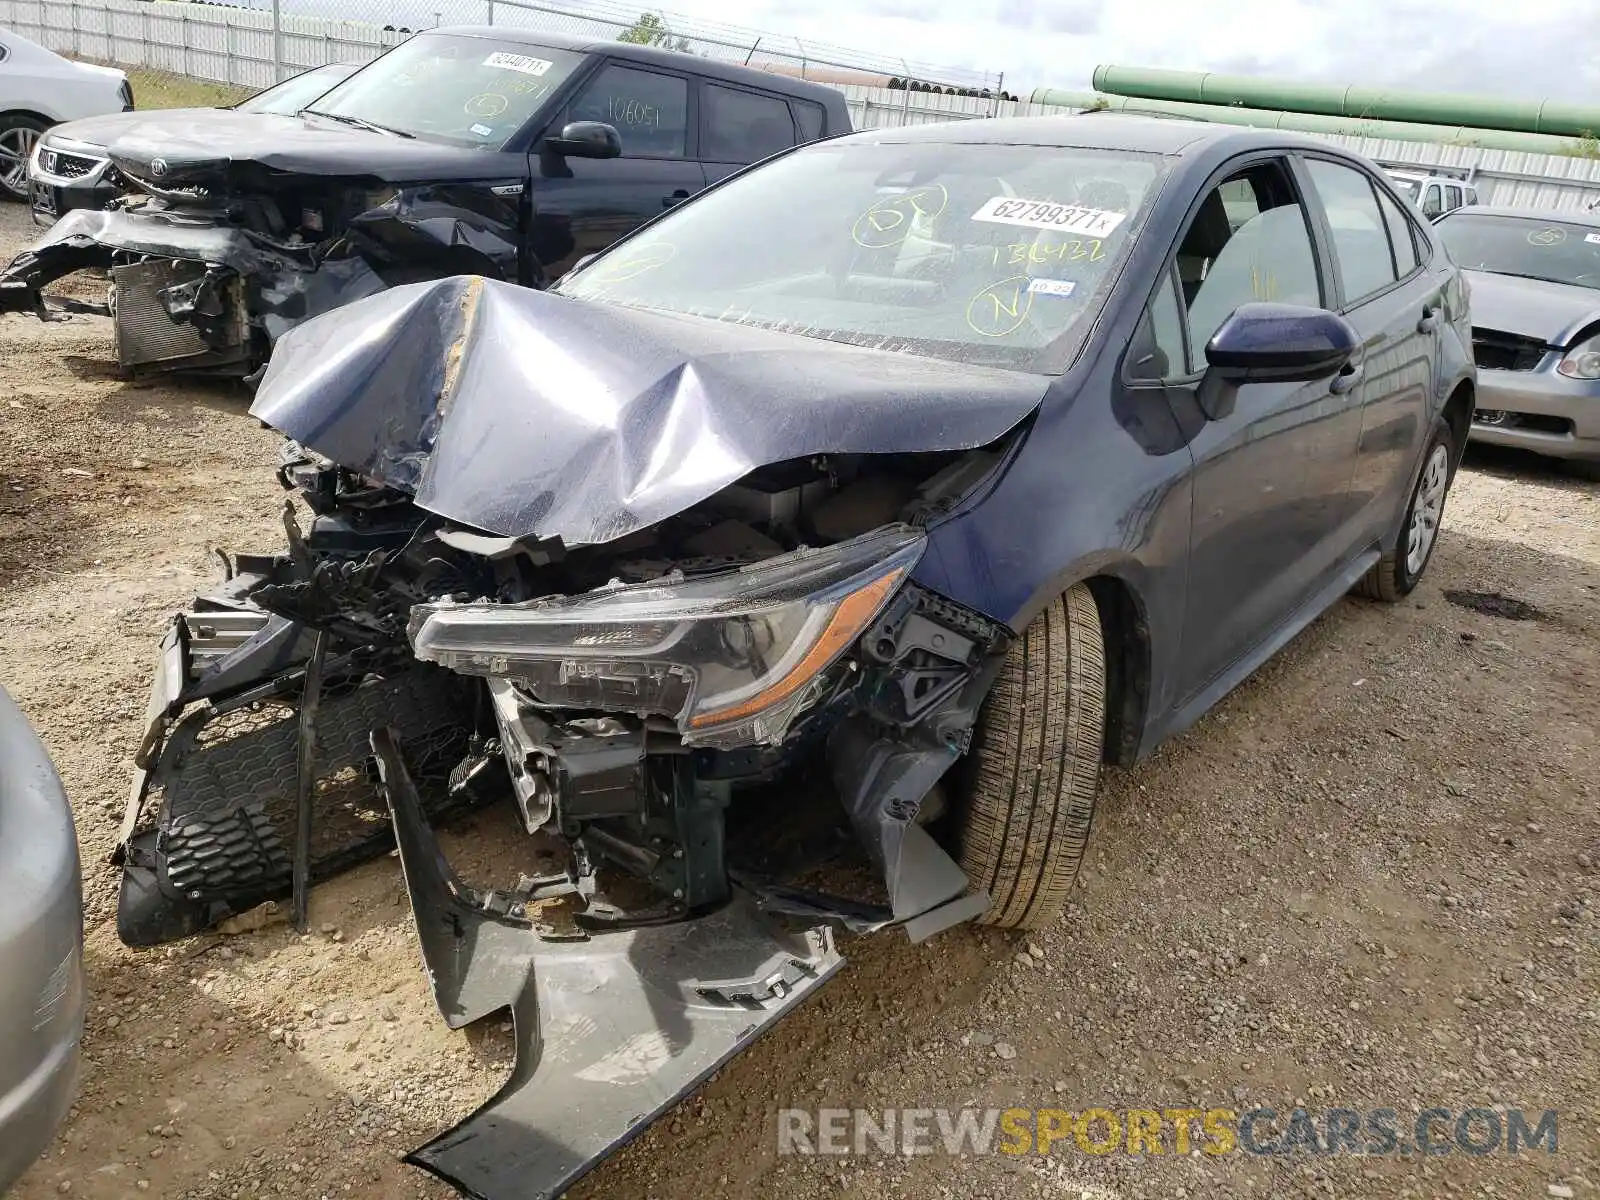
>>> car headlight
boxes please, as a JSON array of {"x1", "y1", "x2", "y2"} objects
[
  {"x1": 408, "y1": 524, "x2": 925, "y2": 748},
  {"x1": 1557, "y1": 335, "x2": 1600, "y2": 380}
]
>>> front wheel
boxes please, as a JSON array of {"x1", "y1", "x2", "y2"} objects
[
  {"x1": 0, "y1": 114, "x2": 48, "y2": 201},
  {"x1": 955, "y1": 583, "x2": 1106, "y2": 930},
  {"x1": 1355, "y1": 418, "x2": 1456, "y2": 602}
]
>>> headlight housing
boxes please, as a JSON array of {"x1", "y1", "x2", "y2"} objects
[
  {"x1": 408, "y1": 524, "x2": 925, "y2": 749},
  {"x1": 1557, "y1": 335, "x2": 1600, "y2": 380}
]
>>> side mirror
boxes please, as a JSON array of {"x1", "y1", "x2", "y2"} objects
[
  {"x1": 545, "y1": 121, "x2": 621, "y2": 160},
  {"x1": 1199, "y1": 302, "x2": 1359, "y2": 420}
]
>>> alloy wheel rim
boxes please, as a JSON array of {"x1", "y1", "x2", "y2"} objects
[
  {"x1": 1405, "y1": 444, "x2": 1450, "y2": 576},
  {"x1": 0, "y1": 127, "x2": 40, "y2": 193}
]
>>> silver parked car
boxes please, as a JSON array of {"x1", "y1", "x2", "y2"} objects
[
  {"x1": 0, "y1": 685, "x2": 85, "y2": 1193},
  {"x1": 1436, "y1": 206, "x2": 1600, "y2": 463}
]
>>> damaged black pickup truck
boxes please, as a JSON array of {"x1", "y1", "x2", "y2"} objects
[
  {"x1": 112, "y1": 116, "x2": 1472, "y2": 1198},
  {"x1": 0, "y1": 27, "x2": 846, "y2": 378}
]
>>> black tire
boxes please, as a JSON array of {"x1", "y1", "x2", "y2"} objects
[
  {"x1": 0, "y1": 114, "x2": 49, "y2": 202},
  {"x1": 957, "y1": 583, "x2": 1106, "y2": 930},
  {"x1": 1355, "y1": 417, "x2": 1457, "y2": 602}
]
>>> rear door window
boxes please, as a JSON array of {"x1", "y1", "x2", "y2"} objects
[
  {"x1": 1375, "y1": 186, "x2": 1420, "y2": 276},
  {"x1": 1304, "y1": 158, "x2": 1400, "y2": 303},
  {"x1": 701, "y1": 83, "x2": 797, "y2": 163},
  {"x1": 1445, "y1": 184, "x2": 1462, "y2": 210}
]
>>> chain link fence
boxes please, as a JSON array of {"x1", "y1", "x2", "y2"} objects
[{"x1": 0, "y1": 0, "x2": 1008, "y2": 100}]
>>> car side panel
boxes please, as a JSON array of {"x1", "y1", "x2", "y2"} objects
[{"x1": 911, "y1": 342, "x2": 1196, "y2": 745}]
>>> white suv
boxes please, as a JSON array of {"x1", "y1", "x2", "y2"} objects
[{"x1": 1385, "y1": 169, "x2": 1480, "y2": 220}]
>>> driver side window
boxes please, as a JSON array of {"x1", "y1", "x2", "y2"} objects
[
  {"x1": 566, "y1": 64, "x2": 689, "y2": 158},
  {"x1": 1135, "y1": 161, "x2": 1322, "y2": 376}
]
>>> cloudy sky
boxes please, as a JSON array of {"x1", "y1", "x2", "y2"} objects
[{"x1": 639, "y1": 0, "x2": 1600, "y2": 102}]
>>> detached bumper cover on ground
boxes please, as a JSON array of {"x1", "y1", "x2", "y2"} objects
[{"x1": 112, "y1": 276, "x2": 1045, "y2": 1197}]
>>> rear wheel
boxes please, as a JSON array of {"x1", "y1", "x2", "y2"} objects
[
  {"x1": 956, "y1": 584, "x2": 1106, "y2": 930},
  {"x1": 1355, "y1": 418, "x2": 1456, "y2": 602},
  {"x1": 0, "y1": 115, "x2": 47, "y2": 201}
]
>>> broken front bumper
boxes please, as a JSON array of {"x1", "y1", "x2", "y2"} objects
[
  {"x1": 114, "y1": 540, "x2": 1008, "y2": 1198},
  {"x1": 373, "y1": 729, "x2": 841, "y2": 1200},
  {"x1": 0, "y1": 207, "x2": 384, "y2": 376},
  {"x1": 114, "y1": 575, "x2": 477, "y2": 946}
]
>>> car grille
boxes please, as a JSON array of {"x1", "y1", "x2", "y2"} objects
[
  {"x1": 38, "y1": 148, "x2": 103, "y2": 179},
  {"x1": 1471, "y1": 328, "x2": 1548, "y2": 372}
]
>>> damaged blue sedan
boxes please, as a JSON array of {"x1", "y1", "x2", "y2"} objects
[{"x1": 112, "y1": 115, "x2": 1475, "y2": 1198}]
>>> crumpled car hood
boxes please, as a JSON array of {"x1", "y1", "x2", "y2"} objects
[
  {"x1": 103, "y1": 110, "x2": 521, "y2": 188},
  {"x1": 1464, "y1": 269, "x2": 1600, "y2": 348},
  {"x1": 249, "y1": 276, "x2": 1049, "y2": 546}
]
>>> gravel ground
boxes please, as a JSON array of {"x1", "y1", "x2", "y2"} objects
[{"x1": 2, "y1": 198, "x2": 1597, "y2": 1200}]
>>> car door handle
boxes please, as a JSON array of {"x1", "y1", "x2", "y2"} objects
[
  {"x1": 1417, "y1": 305, "x2": 1442, "y2": 334},
  {"x1": 1330, "y1": 363, "x2": 1364, "y2": 395},
  {"x1": 662, "y1": 189, "x2": 691, "y2": 209}
]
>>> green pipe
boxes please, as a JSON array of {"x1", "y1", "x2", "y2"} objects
[
  {"x1": 1025, "y1": 89, "x2": 1600, "y2": 157},
  {"x1": 1074, "y1": 65, "x2": 1600, "y2": 140}
]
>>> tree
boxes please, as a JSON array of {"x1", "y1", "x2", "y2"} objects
[{"x1": 617, "y1": 11, "x2": 691, "y2": 52}]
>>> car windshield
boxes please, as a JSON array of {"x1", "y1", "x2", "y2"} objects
[
  {"x1": 559, "y1": 140, "x2": 1166, "y2": 371},
  {"x1": 1437, "y1": 213, "x2": 1600, "y2": 289},
  {"x1": 236, "y1": 64, "x2": 357, "y2": 116},
  {"x1": 304, "y1": 34, "x2": 585, "y2": 148}
]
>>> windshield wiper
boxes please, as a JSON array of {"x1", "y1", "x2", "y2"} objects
[
  {"x1": 301, "y1": 109, "x2": 415, "y2": 139},
  {"x1": 1473, "y1": 269, "x2": 1583, "y2": 287}
]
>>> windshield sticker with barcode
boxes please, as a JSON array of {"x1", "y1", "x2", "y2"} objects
[
  {"x1": 971, "y1": 197, "x2": 1126, "y2": 236},
  {"x1": 1585, "y1": 233, "x2": 1600, "y2": 245},
  {"x1": 483, "y1": 52, "x2": 554, "y2": 76}
]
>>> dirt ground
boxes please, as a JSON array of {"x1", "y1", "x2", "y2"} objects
[{"x1": 2, "y1": 197, "x2": 1597, "y2": 1200}]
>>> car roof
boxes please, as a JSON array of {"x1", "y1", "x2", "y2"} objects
[
  {"x1": 833, "y1": 113, "x2": 1338, "y2": 157},
  {"x1": 1440, "y1": 205, "x2": 1600, "y2": 227},
  {"x1": 427, "y1": 25, "x2": 844, "y2": 104}
]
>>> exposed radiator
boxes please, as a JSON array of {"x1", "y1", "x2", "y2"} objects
[{"x1": 110, "y1": 259, "x2": 247, "y2": 372}]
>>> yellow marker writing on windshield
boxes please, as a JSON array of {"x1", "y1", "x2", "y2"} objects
[
  {"x1": 966, "y1": 275, "x2": 1033, "y2": 337},
  {"x1": 585, "y1": 242, "x2": 677, "y2": 286},
  {"x1": 851, "y1": 184, "x2": 949, "y2": 249}
]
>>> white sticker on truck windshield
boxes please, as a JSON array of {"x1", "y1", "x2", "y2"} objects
[
  {"x1": 1586, "y1": 233, "x2": 1600, "y2": 244},
  {"x1": 483, "y1": 52, "x2": 553, "y2": 76},
  {"x1": 971, "y1": 196, "x2": 1126, "y2": 236}
]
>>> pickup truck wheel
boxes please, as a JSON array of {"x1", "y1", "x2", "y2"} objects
[
  {"x1": 1355, "y1": 417, "x2": 1456, "y2": 602},
  {"x1": 957, "y1": 583, "x2": 1106, "y2": 930},
  {"x1": 0, "y1": 115, "x2": 48, "y2": 201}
]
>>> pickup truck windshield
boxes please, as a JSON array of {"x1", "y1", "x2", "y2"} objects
[
  {"x1": 307, "y1": 34, "x2": 584, "y2": 148},
  {"x1": 560, "y1": 140, "x2": 1166, "y2": 372}
]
